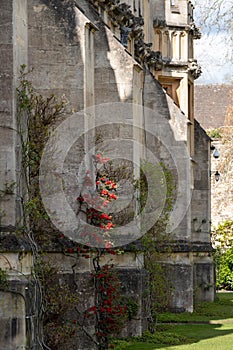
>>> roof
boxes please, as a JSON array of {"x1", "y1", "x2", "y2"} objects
[{"x1": 194, "y1": 84, "x2": 233, "y2": 130}]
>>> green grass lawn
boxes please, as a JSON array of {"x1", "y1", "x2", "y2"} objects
[{"x1": 113, "y1": 292, "x2": 233, "y2": 350}]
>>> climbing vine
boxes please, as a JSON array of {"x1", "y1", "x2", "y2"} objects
[
  {"x1": 139, "y1": 160, "x2": 175, "y2": 324},
  {"x1": 34, "y1": 259, "x2": 79, "y2": 349},
  {"x1": 16, "y1": 66, "x2": 80, "y2": 348},
  {"x1": 16, "y1": 67, "x2": 131, "y2": 350},
  {"x1": 15, "y1": 65, "x2": 176, "y2": 349},
  {"x1": 75, "y1": 153, "x2": 129, "y2": 350},
  {"x1": 17, "y1": 64, "x2": 67, "y2": 237}
]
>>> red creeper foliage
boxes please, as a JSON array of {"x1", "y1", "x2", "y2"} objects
[{"x1": 76, "y1": 154, "x2": 128, "y2": 349}]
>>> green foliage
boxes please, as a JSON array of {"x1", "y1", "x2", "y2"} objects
[
  {"x1": 212, "y1": 220, "x2": 233, "y2": 290},
  {"x1": 159, "y1": 292, "x2": 233, "y2": 322},
  {"x1": 138, "y1": 161, "x2": 174, "y2": 216},
  {"x1": 139, "y1": 161, "x2": 175, "y2": 314},
  {"x1": 139, "y1": 160, "x2": 175, "y2": 232},
  {"x1": 114, "y1": 293, "x2": 233, "y2": 349},
  {"x1": 124, "y1": 297, "x2": 139, "y2": 320},
  {"x1": 216, "y1": 247, "x2": 233, "y2": 290},
  {"x1": 137, "y1": 330, "x2": 188, "y2": 345},
  {"x1": 212, "y1": 220, "x2": 233, "y2": 250},
  {"x1": 206, "y1": 128, "x2": 222, "y2": 139},
  {"x1": 113, "y1": 329, "x2": 189, "y2": 349}
]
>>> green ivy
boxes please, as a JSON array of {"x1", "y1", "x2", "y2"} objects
[{"x1": 139, "y1": 160, "x2": 176, "y2": 318}]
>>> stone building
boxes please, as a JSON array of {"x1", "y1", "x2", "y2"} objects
[
  {"x1": 0, "y1": 0, "x2": 214, "y2": 349},
  {"x1": 194, "y1": 84, "x2": 233, "y2": 228}
]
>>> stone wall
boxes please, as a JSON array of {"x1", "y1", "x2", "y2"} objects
[
  {"x1": 0, "y1": 0, "x2": 214, "y2": 348},
  {"x1": 194, "y1": 84, "x2": 233, "y2": 227},
  {"x1": 191, "y1": 120, "x2": 215, "y2": 302},
  {"x1": 0, "y1": 241, "x2": 32, "y2": 350},
  {"x1": 0, "y1": 0, "x2": 28, "y2": 229},
  {"x1": 211, "y1": 138, "x2": 233, "y2": 227},
  {"x1": 0, "y1": 3, "x2": 29, "y2": 347},
  {"x1": 192, "y1": 120, "x2": 211, "y2": 244}
]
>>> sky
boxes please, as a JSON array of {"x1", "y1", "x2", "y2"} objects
[
  {"x1": 194, "y1": 32, "x2": 232, "y2": 84},
  {"x1": 193, "y1": 0, "x2": 233, "y2": 85}
]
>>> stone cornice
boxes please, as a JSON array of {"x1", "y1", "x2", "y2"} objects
[
  {"x1": 87, "y1": 0, "x2": 166, "y2": 69},
  {"x1": 153, "y1": 17, "x2": 167, "y2": 29}
]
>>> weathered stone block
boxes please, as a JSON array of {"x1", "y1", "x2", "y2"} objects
[
  {"x1": 193, "y1": 261, "x2": 215, "y2": 303},
  {"x1": 0, "y1": 281, "x2": 27, "y2": 350}
]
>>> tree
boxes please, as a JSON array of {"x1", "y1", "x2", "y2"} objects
[
  {"x1": 193, "y1": 0, "x2": 232, "y2": 83},
  {"x1": 193, "y1": 0, "x2": 232, "y2": 33}
]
